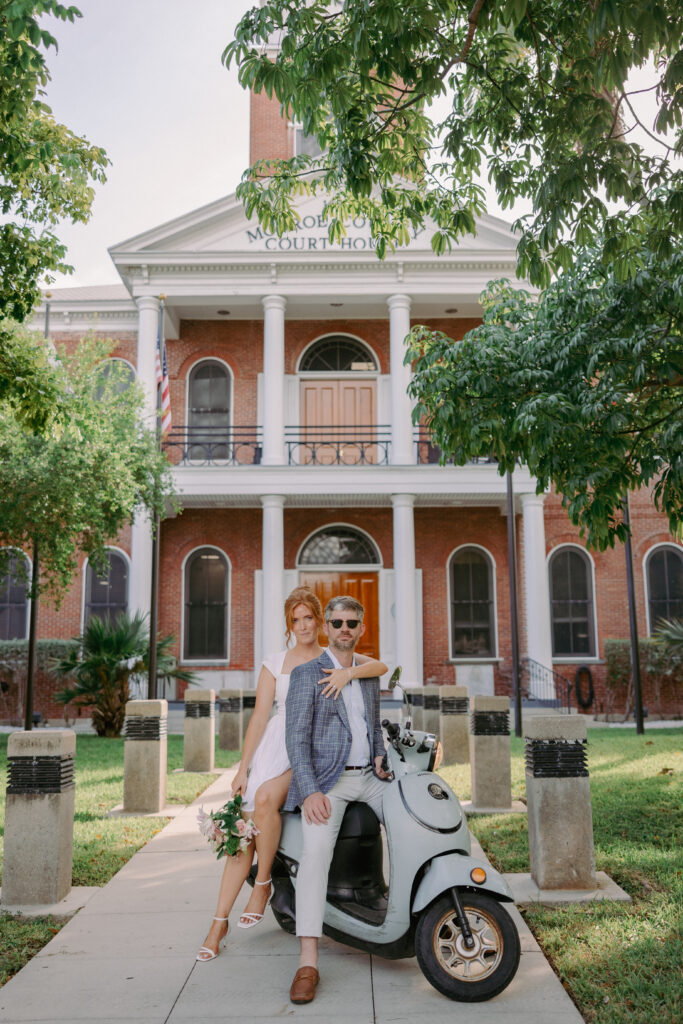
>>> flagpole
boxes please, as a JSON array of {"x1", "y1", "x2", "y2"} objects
[{"x1": 148, "y1": 296, "x2": 166, "y2": 700}]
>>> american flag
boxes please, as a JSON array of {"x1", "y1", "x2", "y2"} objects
[{"x1": 155, "y1": 317, "x2": 172, "y2": 437}]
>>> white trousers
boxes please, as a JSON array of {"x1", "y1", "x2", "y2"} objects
[{"x1": 295, "y1": 768, "x2": 387, "y2": 938}]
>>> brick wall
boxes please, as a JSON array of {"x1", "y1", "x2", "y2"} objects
[{"x1": 250, "y1": 89, "x2": 291, "y2": 164}]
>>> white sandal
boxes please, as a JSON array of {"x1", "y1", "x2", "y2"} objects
[
  {"x1": 196, "y1": 916, "x2": 229, "y2": 961},
  {"x1": 237, "y1": 878, "x2": 272, "y2": 929}
]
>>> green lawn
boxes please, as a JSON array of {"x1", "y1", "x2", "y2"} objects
[
  {"x1": 440, "y1": 728, "x2": 682, "y2": 1024},
  {"x1": 0, "y1": 734, "x2": 239, "y2": 985}
]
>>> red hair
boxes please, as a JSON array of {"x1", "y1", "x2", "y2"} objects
[{"x1": 284, "y1": 587, "x2": 323, "y2": 644}]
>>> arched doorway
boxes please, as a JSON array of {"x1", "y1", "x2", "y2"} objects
[{"x1": 297, "y1": 525, "x2": 381, "y2": 659}]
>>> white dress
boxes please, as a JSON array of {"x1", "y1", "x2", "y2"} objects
[{"x1": 242, "y1": 650, "x2": 291, "y2": 812}]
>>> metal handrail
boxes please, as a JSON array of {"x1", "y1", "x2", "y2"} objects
[
  {"x1": 163, "y1": 426, "x2": 262, "y2": 466},
  {"x1": 413, "y1": 429, "x2": 498, "y2": 466},
  {"x1": 285, "y1": 425, "x2": 391, "y2": 466},
  {"x1": 520, "y1": 657, "x2": 573, "y2": 713}
]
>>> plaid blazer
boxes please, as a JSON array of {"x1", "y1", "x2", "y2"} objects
[{"x1": 283, "y1": 649, "x2": 385, "y2": 812}]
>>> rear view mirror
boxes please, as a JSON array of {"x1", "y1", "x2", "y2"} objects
[{"x1": 388, "y1": 666, "x2": 403, "y2": 691}]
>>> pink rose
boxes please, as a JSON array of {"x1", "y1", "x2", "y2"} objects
[{"x1": 235, "y1": 819, "x2": 247, "y2": 836}]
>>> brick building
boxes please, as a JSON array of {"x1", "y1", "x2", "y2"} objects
[{"x1": 3, "y1": 72, "x2": 682, "y2": 722}]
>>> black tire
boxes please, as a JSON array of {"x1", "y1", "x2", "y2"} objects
[
  {"x1": 415, "y1": 891, "x2": 520, "y2": 1002},
  {"x1": 272, "y1": 906, "x2": 296, "y2": 935}
]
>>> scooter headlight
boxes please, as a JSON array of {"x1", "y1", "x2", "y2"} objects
[{"x1": 428, "y1": 740, "x2": 443, "y2": 772}]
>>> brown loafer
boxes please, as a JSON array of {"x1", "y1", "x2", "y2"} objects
[{"x1": 290, "y1": 965, "x2": 320, "y2": 1004}]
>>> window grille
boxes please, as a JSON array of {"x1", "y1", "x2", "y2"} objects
[
  {"x1": 299, "y1": 336, "x2": 377, "y2": 373},
  {"x1": 85, "y1": 551, "x2": 128, "y2": 626},
  {"x1": 450, "y1": 549, "x2": 494, "y2": 657},
  {"x1": 298, "y1": 527, "x2": 379, "y2": 566},
  {"x1": 549, "y1": 548, "x2": 595, "y2": 657},
  {"x1": 0, "y1": 551, "x2": 29, "y2": 640},
  {"x1": 646, "y1": 546, "x2": 683, "y2": 630},
  {"x1": 184, "y1": 548, "x2": 228, "y2": 659}
]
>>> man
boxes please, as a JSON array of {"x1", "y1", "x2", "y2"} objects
[{"x1": 284, "y1": 595, "x2": 389, "y2": 1005}]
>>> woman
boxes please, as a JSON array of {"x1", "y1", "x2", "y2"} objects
[{"x1": 196, "y1": 586, "x2": 387, "y2": 961}]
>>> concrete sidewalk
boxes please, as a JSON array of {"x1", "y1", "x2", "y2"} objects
[{"x1": 0, "y1": 769, "x2": 584, "y2": 1024}]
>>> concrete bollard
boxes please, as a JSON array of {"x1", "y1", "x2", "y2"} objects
[
  {"x1": 421, "y1": 685, "x2": 441, "y2": 736},
  {"x1": 469, "y1": 695, "x2": 512, "y2": 811},
  {"x1": 439, "y1": 686, "x2": 470, "y2": 764},
  {"x1": 184, "y1": 689, "x2": 215, "y2": 772},
  {"x1": 123, "y1": 700, "x2": 168, "y2": 813},
  {"x1": 241, "y1": 691, "x2": 257, "y2": 737},
  {"x1": 218, "y1": 689, "x2": 243, "y2": 750},
  {"x1": 524, "y1": 716, "x2": 596, "y2": 890},
  {"x1": 2, "y1": 730, "x2": 75, "y2": 906}
]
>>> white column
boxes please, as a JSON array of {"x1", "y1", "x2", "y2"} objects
[
  {"x1": 130, "y1": 297, "x2": 159, "y2": 624},
  {"x1": 129, "y1": 511, "x2": 153, "y2": 620},
  {"x1": 261, "y1": 495, "x2": 285, "y2": 660},
  {"x1": 135, "y1": 295, "x2": 160, "y2": 431},
  {"x1": 521, "y1": 493, "x2": 553, "y2": 672},
  {"x1": 387, "y1": 294, "x2": 414, "y2": 465},
  {"x1": 262, "y1": 295, "x2": 287, "y2": 466},
  {"x1": 392, "y1": 494, "x2": 420, "y2": 684}
]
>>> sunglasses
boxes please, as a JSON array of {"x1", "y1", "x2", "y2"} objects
[{"x1": 327, "y1": 618, "x2": 361, "y2": 630}]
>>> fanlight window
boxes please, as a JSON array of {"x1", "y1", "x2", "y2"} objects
[
  {"x1": 0, "y1": 551, "x2": 30, "y2": 640},
  {"x1": 299, "y1": 336, "x2": 377, "y2": 373},
  {"x1": 184, "y1": 548, "x2": 229, "y2": 660},
  {"x1": 84, "y1": 550, "x2": 128, "y2": 626},
  {"x1": 298, "y1": 527, "x2": 379, "y2": 566},
  {"x1": 449, "y1": 548, "x2": 495, "y2": 658},
  {"x1": 646, "y1": 546, "x2": 683, "y2": 631},
  {"x1": 94, "y1": 358, "x2": 136, "y2": 400},
  {"x1": 549, "y1": 548, "x2": 596, "y2": 657}
]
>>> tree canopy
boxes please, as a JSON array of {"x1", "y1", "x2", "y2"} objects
[
  {"x1": 0, "y1": 1, "x2": 108, "y2": 321},
  {"x1": 408, "y1": 243, "x2": 683, "y2": 549},
  {"x1": 0, "y1": 337, "x2": 173, "y2": 600},
  {"x1": 0, "y1": 317, "x2": 65, "y2": 433},
  {"x1": 225, "y1": 0, "x2": 682, "y2": 285},
  {"x1": 225, "y1": 1, "x2": 683, "y2": 544}
]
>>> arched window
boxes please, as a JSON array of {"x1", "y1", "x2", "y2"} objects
[
  {"x1": 646, "y1": 546, "x2": 683, "y2": 631},
  {"x1": 188, "y1": 361, "x2": 232, "y2": 460},
  {"x1": 94, "y1": 358, "x2": 136, "y2": 400},
  {"x1": 298, "y1": 526, "x2": 380, "y2": 566},
  {"x1": 299, "y1": 336, "x2": 377, "y2": 373},
  {"x1": 549, "y1": 547, "x2": 596, "y2": 657},
  {"x1": 0, "y1": 551, "x2": 30, "y2": 640},
  {"x1": 184, "y1": 548, "x2": 229, "y2": 660},
  {"x1": 84, "y1": 550, "x2": 128, "y2": 626},
  {"x1": 449, "y1": 548, "x2": 495, "y2": 658}
]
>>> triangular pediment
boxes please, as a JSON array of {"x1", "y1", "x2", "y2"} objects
[{"x1": 110, "y1": 190, "x2": 518, "y2": 260}]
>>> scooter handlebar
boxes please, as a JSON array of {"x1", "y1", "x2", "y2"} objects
[{"x1": 382, "y1": 719, "x2": 401, "y2": 741}]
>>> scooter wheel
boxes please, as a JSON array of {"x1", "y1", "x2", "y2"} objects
[
  {"x1": 272, "y1": 906, "x2": 296, "y2": 935},
  {"x1": 415, "y1": 892, "x2": 520, "y2": 1002}
]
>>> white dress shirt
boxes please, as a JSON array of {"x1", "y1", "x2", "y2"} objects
[{"x1": 326, "y1": 648, "x2": 370, "y2": 766}]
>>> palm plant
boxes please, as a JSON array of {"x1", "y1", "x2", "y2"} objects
[
  {"x1": 653, "y1": 618, "x2": 683, "y2": 656},
  {"x1": 54, "y1": 612, "x2": 195, "y2": 737}
]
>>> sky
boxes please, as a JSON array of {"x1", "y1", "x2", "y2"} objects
[
  {"x1": 44, "y1": 0, "x2": 255, "y2": 286},
  {"x1": 42, "y1": 2, "x2": 665, "y2": 290}
]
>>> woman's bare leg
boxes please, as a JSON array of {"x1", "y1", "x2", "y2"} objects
[
  {"x1": 239, "y1": 770, "x2": 292, "y2": 923},
  {"x1": 198, "y1": 841, "x2": 255, "y2": 958}
]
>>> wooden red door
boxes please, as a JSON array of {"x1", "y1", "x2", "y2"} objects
[{"x1": 299, "y1": 570, "x2": 380, "y2": 659}]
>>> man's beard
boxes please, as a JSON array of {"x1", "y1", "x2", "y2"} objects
[{"x1": 329, "y1": 636, "x2": 356, "y2": 653}]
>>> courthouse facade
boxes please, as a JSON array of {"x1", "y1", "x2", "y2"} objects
[{"x1": 3, "y1": 84, "x2": 681, "y2": 718}]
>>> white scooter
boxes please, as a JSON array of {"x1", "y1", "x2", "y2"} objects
[{"x1": 249, "y1": 670, "x2": 521, "y2": 1002}]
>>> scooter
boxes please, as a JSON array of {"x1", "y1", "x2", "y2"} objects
[{"x1": 249, "y1": 670, "x2": 520, "y2": 1002}]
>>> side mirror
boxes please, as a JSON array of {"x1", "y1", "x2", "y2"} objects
[{"x1": 388, "y1": 666, "x2": 403, "y2": 691}]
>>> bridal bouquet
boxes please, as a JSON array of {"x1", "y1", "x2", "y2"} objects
[{"x1": 197, "y1": 794, "x2": 259, "y2": 859}]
